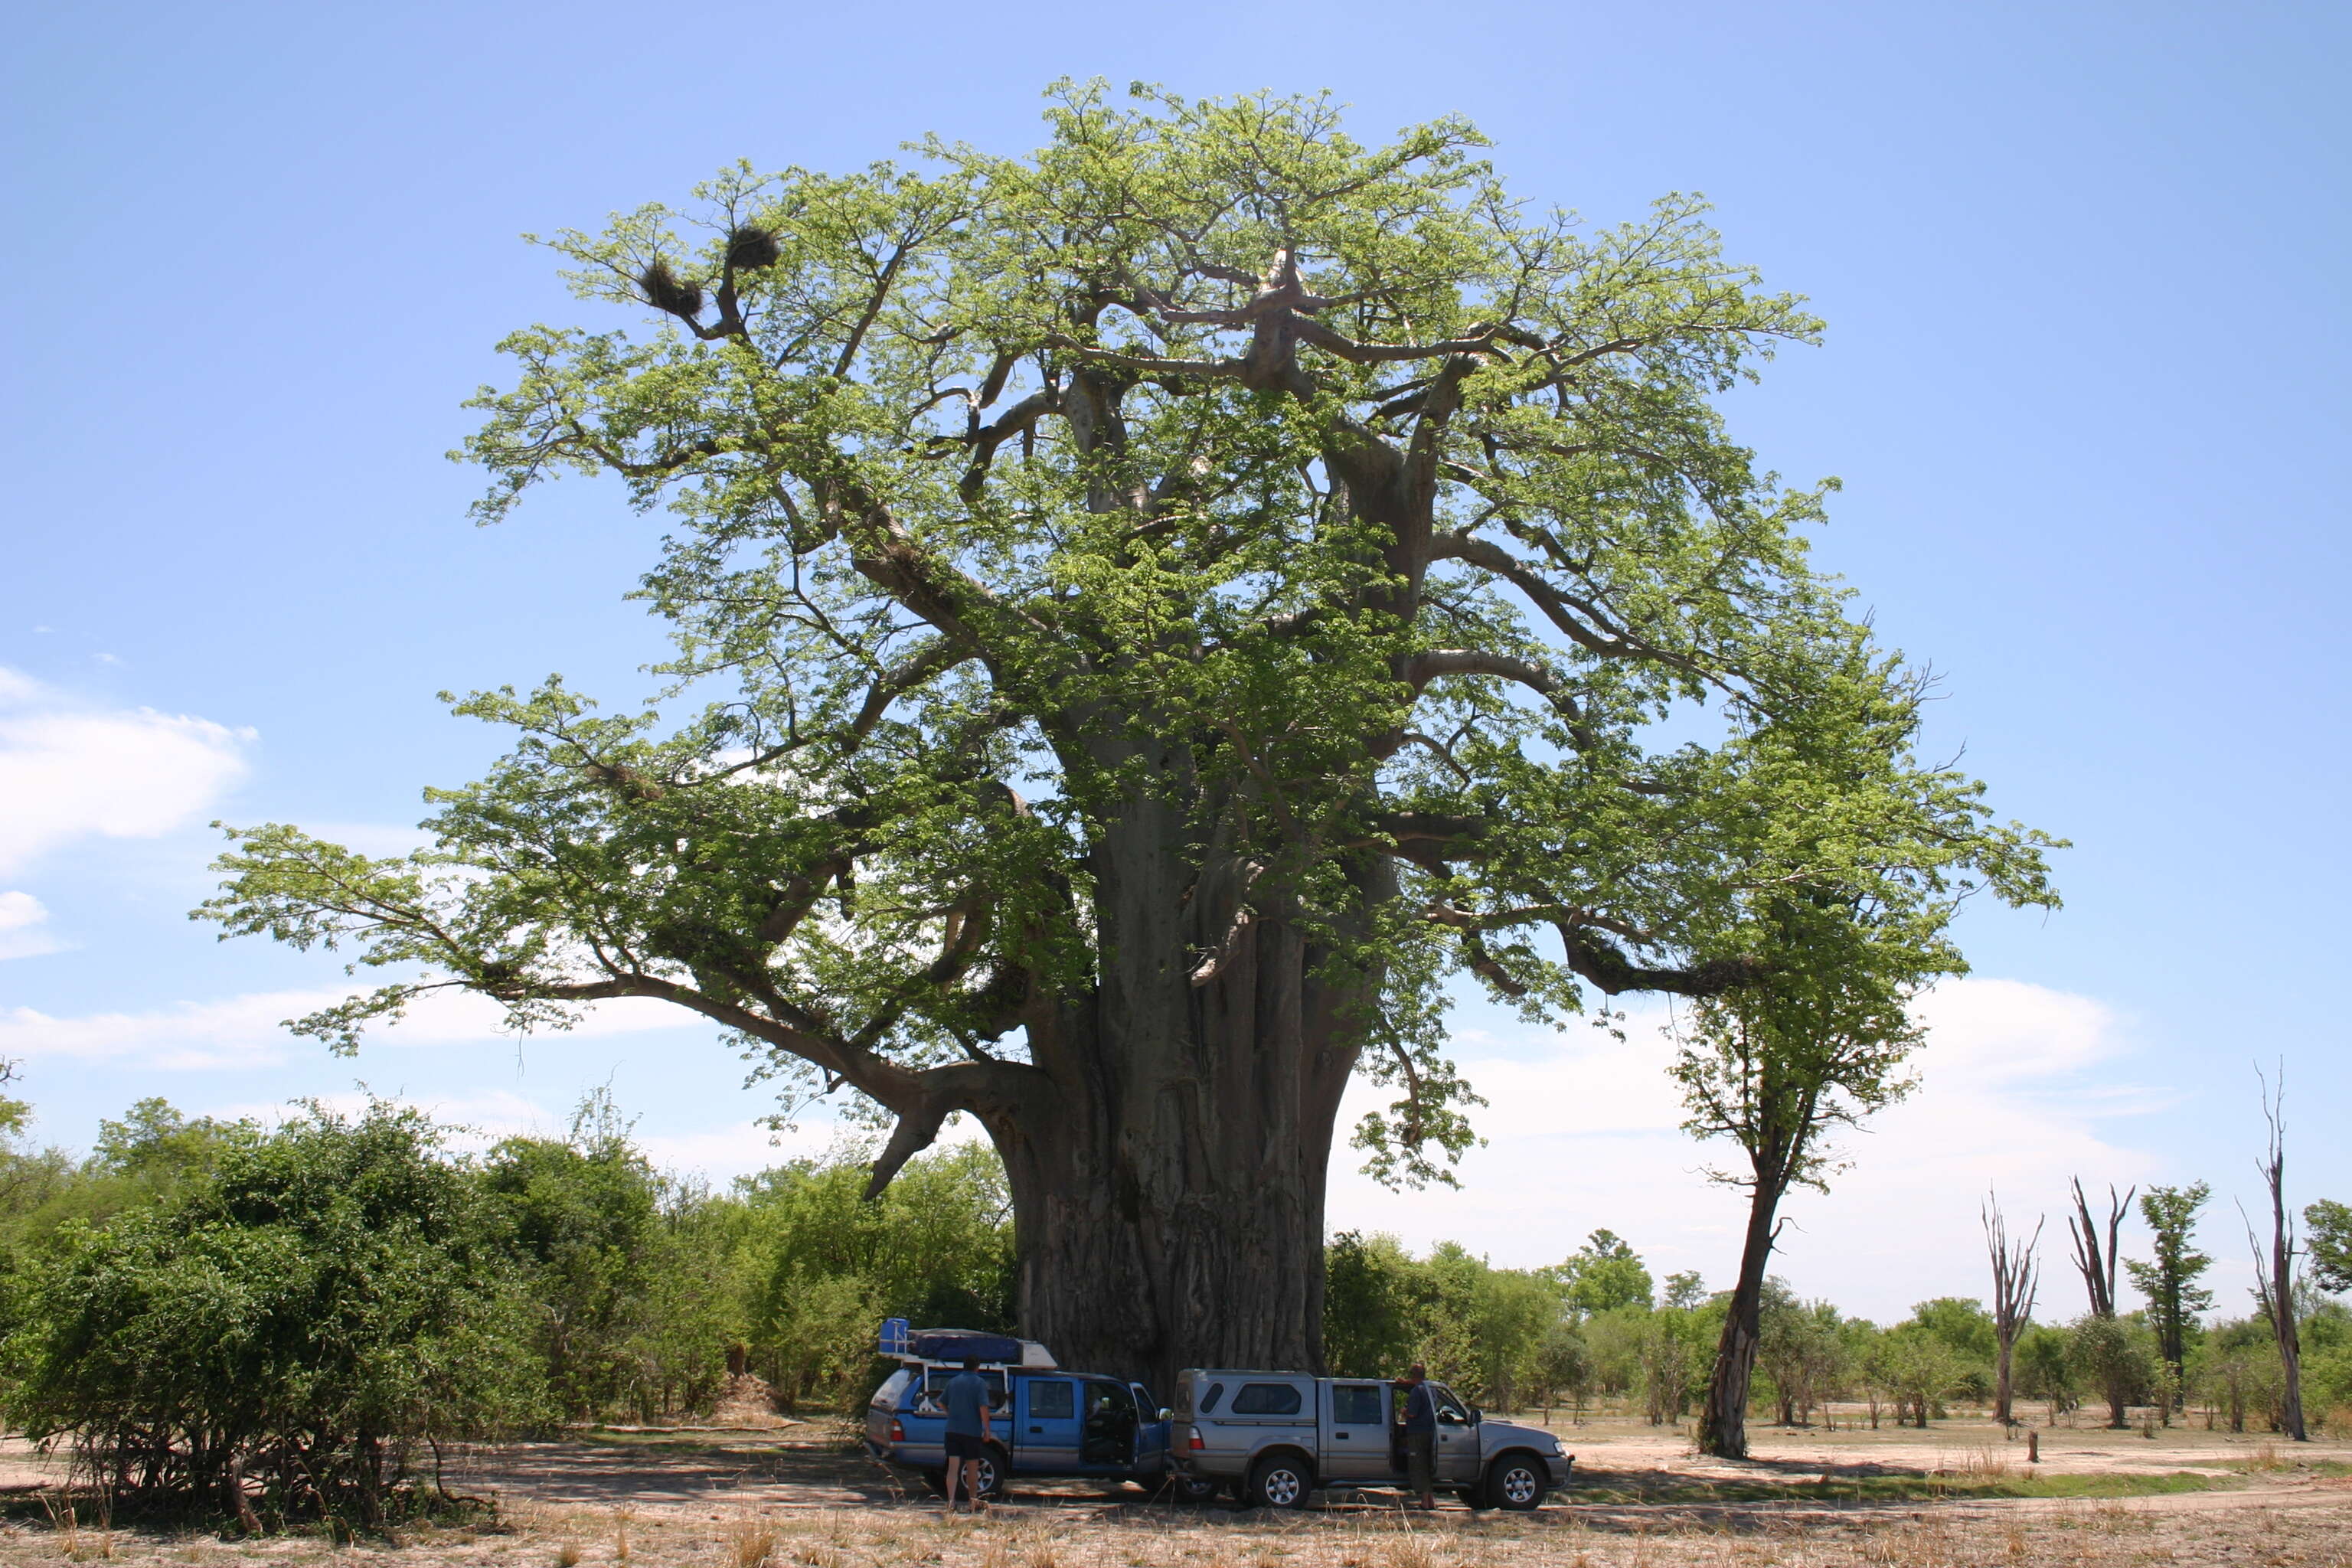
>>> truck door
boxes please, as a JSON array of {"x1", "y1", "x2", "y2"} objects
[
  {"x1": 1429, "y1": 1384, "x2": 1481, "y2": 1485},
  {"x1": 1080, "y1": 1379, "x2": 1138, "y2": 1467},
  {"x1": 1130, "y1": 1383, "x2": 1168, "y2": 1472},
  {"x1": 1016, "y1": 1377, "x2": 1080, "y2": 1469},
  {"x1": 1323, "y1": 1382, "x2": 1391, "y2": 1481}
]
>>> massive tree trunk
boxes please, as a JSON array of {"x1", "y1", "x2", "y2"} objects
[
  {"x1": 966, "y1": 787, "x2": 1382, "y2": 1389},
  {"x1": 990, "y1": 930, "x2": 1361, "y2": 1386}
]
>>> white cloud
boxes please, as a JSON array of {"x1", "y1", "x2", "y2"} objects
[
  {"x1": 0, "y1": 990, "x2": 323, "y2": 1070},
  {"x1": 0, "y1": 982, "x2": 720, "y2": 1072},
  {"x1": 1328, "y1": 976, "x2": 2161, "y2": 1325},
  {"x1": 0, "y1": 890, "x2": 64, "y2": 961},
  {"x1": 0, "y1": 668, "x2": 254, "y2": 876}
]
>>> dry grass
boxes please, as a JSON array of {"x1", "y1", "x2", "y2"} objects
[
  {"x1": 720, "y1": 1517, "x2": 776, "y2": 1568},
  {"x1": 7, "y1": 1500, "x2": 2350, "y2": 1568},
  {"x1": 1949, "y1": 1445, "x2": 2011, "y2": 1481}
]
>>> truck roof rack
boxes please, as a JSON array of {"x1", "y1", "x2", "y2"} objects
[{"x1": 878, "y1": 1318, "x2": 1057, "y2": 1369}]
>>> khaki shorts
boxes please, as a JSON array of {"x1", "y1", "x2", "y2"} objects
[{"x1": 1405, "y1": 1431, "x2": 1436, "y2": 1494}]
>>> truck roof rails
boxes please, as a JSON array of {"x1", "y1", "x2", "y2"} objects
[{"x1": 879, "y1": 1318, "x2": 1058, "y2": 1369}]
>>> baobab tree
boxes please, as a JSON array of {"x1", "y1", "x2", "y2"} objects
[
  {"x1": 199, "y1": 84, "x2": 2056, "y2": 1384},
  {"x1": 1982, "y1": 1191, "x2": 2042, "y2": 1427}
]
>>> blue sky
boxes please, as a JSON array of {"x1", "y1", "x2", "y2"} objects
[{"x1": 4, "y1": 0, "x2": 2345, "y2": 1323}]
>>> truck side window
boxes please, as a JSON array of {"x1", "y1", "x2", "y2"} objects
[
  {"x1": 1028, "y1": 1379, "x2": 1076, "y2": 1419},
  {"x1": 1331, "y1": 1384, "x2": 1383, "y2": 1425},
  {"x1": 1198, "y1": 1382, "x2": 1225, "y2": 1414},
  {"x1": 1230, "y1": 1383, "x2": 1304, "y2": 1416}
]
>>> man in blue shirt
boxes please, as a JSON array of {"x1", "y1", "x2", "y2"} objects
[
  {"x1": 942, "y1": 1357, "x2": 992, "y2": 1514},
  {"x1": 1400, "y1": 1363, "x2": 1438, "y2": 1510}
]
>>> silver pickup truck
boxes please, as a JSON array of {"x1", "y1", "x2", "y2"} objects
[{"x1": 1171, "y1": 1368, "x2": 1573, "y2": 1510}]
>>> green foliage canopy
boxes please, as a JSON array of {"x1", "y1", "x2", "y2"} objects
[
  {"x1": 195, "y1": 81, "x2": 2057, "y2": 1195},
  {"x1": 1550, "y1": 1228, "x2": 1656, "y2": 1315}
]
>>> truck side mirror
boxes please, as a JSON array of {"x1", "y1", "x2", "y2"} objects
[{"x1": 1158, "y1": 1408, "x2": 1174, "y2": 1422}]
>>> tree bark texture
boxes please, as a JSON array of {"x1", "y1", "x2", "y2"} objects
[
  {"x1": 947, "y1": 792, "x2": 1385, "y2": 1389},
  {"x1": 989, "y1": 920, "x2": 1357, "y2": 1387},
  {"x1": 1699, "y1": 1181, "x2": 1783, "y2": 1459}
]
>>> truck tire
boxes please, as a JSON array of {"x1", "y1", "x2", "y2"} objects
[
  {"x1": 1169, "y1": 1472, "x2": 1221, "y2": 1503},
  {"x1": 1485, "y1": 1452, "x2": 1548, "y2": 1511},
  {"x1": 926, "y1": 1445, "x2": 1008, "y2": 1501},
  {"x1": 1246, "y1": 1453, "x2": 1312, "y2": 1510}
]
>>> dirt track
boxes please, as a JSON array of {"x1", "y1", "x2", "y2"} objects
[{"x1": 4, "y1": 1415, "x2": 2347, "y2": 1566}]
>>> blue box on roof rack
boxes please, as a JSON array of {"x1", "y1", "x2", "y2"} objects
[{"x1": 910, "y1": 1328, "x2": 1024, "y2": 1365}]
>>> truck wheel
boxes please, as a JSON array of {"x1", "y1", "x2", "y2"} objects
[
  {"x1": 1456, "y1": 1488, "x2": 1490, "y2": 1511},
  {"x1": 1246, "y1": 1455, "x2": 1312, "y2": 1510},
  {"x1": 976, "y1": 1443, "x2": 1010, "y2": 1499},
  {"x1": 920, "y1": 1469, "x2": 947, "y2": 1498},
  {"x1": 1170, "y1": 1472, "x2": 1220, "y2": 1504},
  {"x1": 1485, "y1": 1453, "x2": 1547, "y2": 1511}
]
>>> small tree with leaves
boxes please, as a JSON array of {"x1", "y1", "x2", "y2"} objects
[
  {"x1": 2124, "y1": 1181, "x2": 2212, "y2": 1423},
  {"x1": 2308, "y1": 1200, "x2": 2352, "y2": 1295},
  {"x1": 1549, "y1": 1230, "x2": 1655, "y2": 1318},
  {"x1": 1675, "y1": 898, "x2": 1940, "y2": 1459}
]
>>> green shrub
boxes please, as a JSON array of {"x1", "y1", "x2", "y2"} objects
[{"x1": 2, "y1": 1101, "x2": 541, "y2": 1523}]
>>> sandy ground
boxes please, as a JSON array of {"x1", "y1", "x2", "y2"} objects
[{"x1": 2, "y1": 1410, "x2": 2347, "y2": 1566}]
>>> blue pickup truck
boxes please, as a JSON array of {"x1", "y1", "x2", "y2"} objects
[{"x1": 861, "y1": 1325, "x2": 1216, "y2": 1501}]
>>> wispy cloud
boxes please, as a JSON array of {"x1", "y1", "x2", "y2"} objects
[
  {"x1": 1328, "y1": 976, "x2": 2162, "y2": 1324},
  {"x1": 0, "y1": 985, "x2": 717, "y2": 1071},
  {"x1": 0, "y1": 891, "x2": 63, "y2": 962},
  {"x1": 0, "y1": 668, "x2": 255, "y2": 877}
]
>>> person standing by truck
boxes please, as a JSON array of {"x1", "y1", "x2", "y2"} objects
[
  {"x1": 1400, "y1": 1364, "x2": 1438, "y2": 1510},
  {"x1": 942, "y1": 1357, "x2": 992, "y2": 1514}
]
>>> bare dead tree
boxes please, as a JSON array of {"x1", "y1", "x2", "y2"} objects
[
  {"x1": 2243, "y1": 1062, "x2": 2305, "y2": 1441},
  {"x1": 2066, "y1": 1176, "x2": 2133, "y2": 1318},
  {"x1": 1984, "y1": 1191, "x2": 2043, "y2": 1428},
  {"x1": 2068, "y1": 1174, "x2": 2137, "y2": 1426}
]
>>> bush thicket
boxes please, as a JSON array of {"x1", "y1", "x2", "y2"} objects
[{"x1": 3, "y1": 1084, "x2": 2347, "y2": 1523}]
